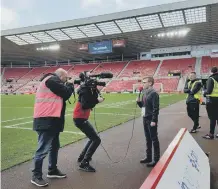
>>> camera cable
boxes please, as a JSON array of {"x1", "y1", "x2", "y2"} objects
[{"x1": 93, "y1": 102, "x2": 138, "y2": 164}]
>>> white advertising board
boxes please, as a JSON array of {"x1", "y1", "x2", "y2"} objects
[{"x1": 139, "y1": 128, "x2": 210, "y2": 189}]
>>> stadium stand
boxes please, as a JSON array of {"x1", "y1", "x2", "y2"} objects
[
  {"x1": 119, "y1": 60, "x2": 160, "y2": 78},
  {"x1": 3, "y1": 68, "x2": 31, "y2": 80},
  {"x1": 155, "y1": 78, "x2": 179, "y2": 92},
  {"x1": 201, "y1": 56, "x2": 218, "y2": 74},
  {"x1": 104, "y1": 80, "x2": 139, "y2": 92},
  {"x1": 68, "y1": 63, "x2": 98, "y2": 79},
  {"x1": 157, "y1": 58, "x2": 196, "y2": 76},
  {"x1": 0, "y1": 56, "x2": 216, "y2": 94},
  {"x1": 93, "y1": 61, "x2": 127, "y2": 77}
]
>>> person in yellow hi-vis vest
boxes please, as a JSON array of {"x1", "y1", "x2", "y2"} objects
[
  {"x1": 184, "y1": 72, "x2": 202, "y2": 133},
  {"x1": 203, "y1": 67, "x2": 218, "y2": 139}
]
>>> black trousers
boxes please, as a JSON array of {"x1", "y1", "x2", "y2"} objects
[
  {"x1": 187, "y1": 103, "x2": 200, "y2": 130},
  {"x1": 143, "y1": 118, "x2": 160, "y2": 162},
  {"x1": 73, "y1": 118, "x2": 101, "y2": 163},
  {"x1": 206, "y1": 103, "x2": 218, "y2": 135}
]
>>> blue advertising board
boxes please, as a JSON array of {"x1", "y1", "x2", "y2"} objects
[{"x1": 88, "y1": 41, "x2": 112, "y2": 54}]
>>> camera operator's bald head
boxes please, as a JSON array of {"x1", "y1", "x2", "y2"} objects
[{"x1": 55, "y1": 68, "x2": 68, "y2": 82}]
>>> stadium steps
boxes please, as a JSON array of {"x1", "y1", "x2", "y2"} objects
[
  {"x1": 17, "y1": 69, "x2": 33, "y2": 81},
  {"x1": 66, "y1": 65, "x2": 75, "y2": 75},
  {"x1": 154, "y1": 60, "x2": 163, "y2": 77},
  {"x1": 1, "y1": 67, "x2": 6, "y2": 86},
  {"x1": 1, "y1": 67, "x2": 5, "y2": 79},
  {"x1": 117, "y1": 60, "x2": 131, "y2": 78},
  {"x1": 1, "y1": 67, "x2": 5, "y2": 77},
  {"x1": 92, "y1": 63, "x2": 100, "y2": 72},
  {"x1": 177, "y1": 76, "x2": 186, "y2": 91},
  {"x1": 14, "y1": 67, "x2": 52, "y2": 93},
  {"x1": 195, "y1": 57, "x2": 202, "y2": 77}
]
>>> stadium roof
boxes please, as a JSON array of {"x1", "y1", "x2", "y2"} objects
[{"x1": 1, "y1": 0, "x2": 218, "y2": 64}]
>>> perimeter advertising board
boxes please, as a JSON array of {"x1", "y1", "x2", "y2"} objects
[{"x1": 139, "y1": 128, "x2": 210, "y2": 189}]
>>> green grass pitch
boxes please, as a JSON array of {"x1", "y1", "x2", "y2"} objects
[{"x1": 1, "y1": 93, "x2": 186, "y2": 170}]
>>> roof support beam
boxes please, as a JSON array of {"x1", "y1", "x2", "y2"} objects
[
  {"x1": 15, "y1": 35, "x2": 29, "y2": 44},
  {"x1": 182, "y1": 10, "x2": 187, "y2": 24},
  {"x1": 94, "y1": 24, "x2": 105, "y2": 35},
  {"x1": 114, "y1": 21, "x2": 123, "y2": 33},
  {"x1": 77, "y1": 27, "x2": 88, "y2": 37},
  {"x1": 158, "y1": 14, "x2": 165, "y2": 28},
  {"x1": 135, "y1": 18, "x2": 143, "y2": 30},
  {"x1": 29, "y1": 33, "x2": 43, "y2": 43},
  {"x1": 44, "y1": 32, "x2": 57, "y2": 41},
  {"x1": 59, "y1": 29, "x2": 73, "y2": 40}
]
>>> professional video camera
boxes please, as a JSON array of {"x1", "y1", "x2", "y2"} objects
[{"x1": 74, "y1": 71, "x2": 113, "y2": 88}]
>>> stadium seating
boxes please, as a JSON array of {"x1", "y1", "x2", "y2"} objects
[
  {"x1": 18, "y1": 67, "x2": 49, "y2": 81},
  {"x1": 119, "y1": 60, "x2": 160, "y2": 78},
  {"x1": 157, "y1": 58, "x2": 196, "y2": 76},
  {"x1": 155, "y1": 78, "x2": 179, "y2": 92},
  {"x1": 104, "y1": 80, "x2": 140, "y2": 92},
  {"x1": 3, "y1": 68, "x2": 31, "y2": 80},
  {"x1": 33, "y1": 65, "x2": 73, "y2": 80},
  {"x1": 104, "y1": 77, "x2": 179, "y2": 92},
  {"x1": 0, "y1": 57, "x2": 202, "y2": 94},
  {"x1": 93, "y1": 62, "x2": 127, "y2": 77},
  {"x1": 67, "y1": 63, "x2": 99, "y2": 78},
  {"x1": 201, "y1": 56, "x2": 218, "y2": 74}
]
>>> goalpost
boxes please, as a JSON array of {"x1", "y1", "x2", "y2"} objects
[{"x1": 133, "y1": 82, "x2": 163, "y2": 93}]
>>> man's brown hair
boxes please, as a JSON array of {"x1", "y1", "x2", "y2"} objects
[{"x1": 143, "y1": 76, "x2": 154, "y2": 86}]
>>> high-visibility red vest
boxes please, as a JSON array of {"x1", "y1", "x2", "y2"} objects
[
  {"x1": 73, "y1": 102, "x2": 91, "y2": 119},
  {"x1": 34, "y1": 76, "x2": 63, "y2": 118}
]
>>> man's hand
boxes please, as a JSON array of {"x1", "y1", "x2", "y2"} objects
[
  {"x1": 67, "y1": 78, "x2": 74, "y2": 84},
  {"x1": 150, "y1": 122, "x2": 156, "y2": 127},
  {"x1": 136, "y1": 97, "x2": 140, "y2": 102},
  {"x1": 98, "y1": 97, "x2": 104, "y2": 103}
]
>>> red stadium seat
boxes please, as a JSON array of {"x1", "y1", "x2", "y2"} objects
[{"x1": 158, "y1": 58, "x2": 196, "y2": 76}]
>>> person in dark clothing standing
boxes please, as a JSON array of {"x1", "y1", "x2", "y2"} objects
[
  {"x1": 73, "y1": 75, "x2": 104, "y2": 172},
  {"x1": 136, "y1": 77, "x2": 160, "y2": 167},
  {"x1": 203, "y1": 67, "x2": 218, "y2": 139},
  {"x1": 184, "y1": 72, "x2": 202, "y2": 133},
  {"x1": 31, "y1": 68, "x2": 74, "y2": 187}
]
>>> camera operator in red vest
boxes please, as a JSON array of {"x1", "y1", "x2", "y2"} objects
[
  {"x1": 31, "y1": 68, "x2": 74, "y2": 187},
  {"x1": 73, "y1": 71, "x2": 104, "y2": 172}
]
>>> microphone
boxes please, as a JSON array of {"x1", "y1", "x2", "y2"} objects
[
  {"x1": 138, "y1": 86, "x2": 143, "y2": 99},
  {"x1": 139, "y1": 86, "x2": 143, "y2": 92},
  {"x1": 90, "y1": 72, "x2": 113, "y2": 79}
]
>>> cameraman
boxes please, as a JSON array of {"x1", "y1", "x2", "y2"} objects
[
  {"x1": 32, "y1": 68, "x2": 74, "y2": 187},
  {"x1": 73, "y1": 72, "x2": 104, "y2": 172}
]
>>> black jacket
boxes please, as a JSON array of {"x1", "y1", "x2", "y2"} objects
[
  {"x1": 137, "y1": 89, "x2": 159, "y2": 122},
  {"x1": 204, "y1": 73, "x2": 218, "y2": 104},
  {"x1": 33, "y1": 73, "x2": 74, "y2": 132},
  {"x1": 184, "y1": 79, "x2": 202, "y2": 104},
  {"x1": 77, "y1": 85, "x2": 99, "y2": 109}
]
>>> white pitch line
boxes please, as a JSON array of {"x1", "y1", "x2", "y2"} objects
[
  {"x1": 2, "y1": 100, "x2": 134, "y2": 123},
  {"x1": 3, "y1": 126, "x2": 84, "y2": 135},
  {"x1": 94, "y1": 112, "x2": 135, "y2": 116},
  {"x1": 3, "y1": 121, "x2": 33, "y2": 127},
  {"x1": 2, "y1": 107, "x2": 33, "y2": 109},
  {"x1": 1, "y1": 116, "x2": 33, "y2": 123}
]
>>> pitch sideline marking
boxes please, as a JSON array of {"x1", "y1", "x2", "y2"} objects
[
  {"x1": 3, "y1": 126, "x2": 84, "y2": 135},
  {"x1": 2, "y1": 100, "x2": 137, "y2": 123}
]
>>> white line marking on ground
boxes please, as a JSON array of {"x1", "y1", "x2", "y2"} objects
[
  {"x1": 3, "y1": 126, "x2": 84, "y2": 135},
  {"x1": 1, "y1": 116, "x2": 33, "y2": 123},
  {"x1": 2, "y1": 100, "x2": 135, "y2": 123},
  {"x1": 2, "y1": 107, "x2": 33, "y2": 109},
  {"x1": 3, "y1": 121, "x2": 33, "y2": 127}
]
